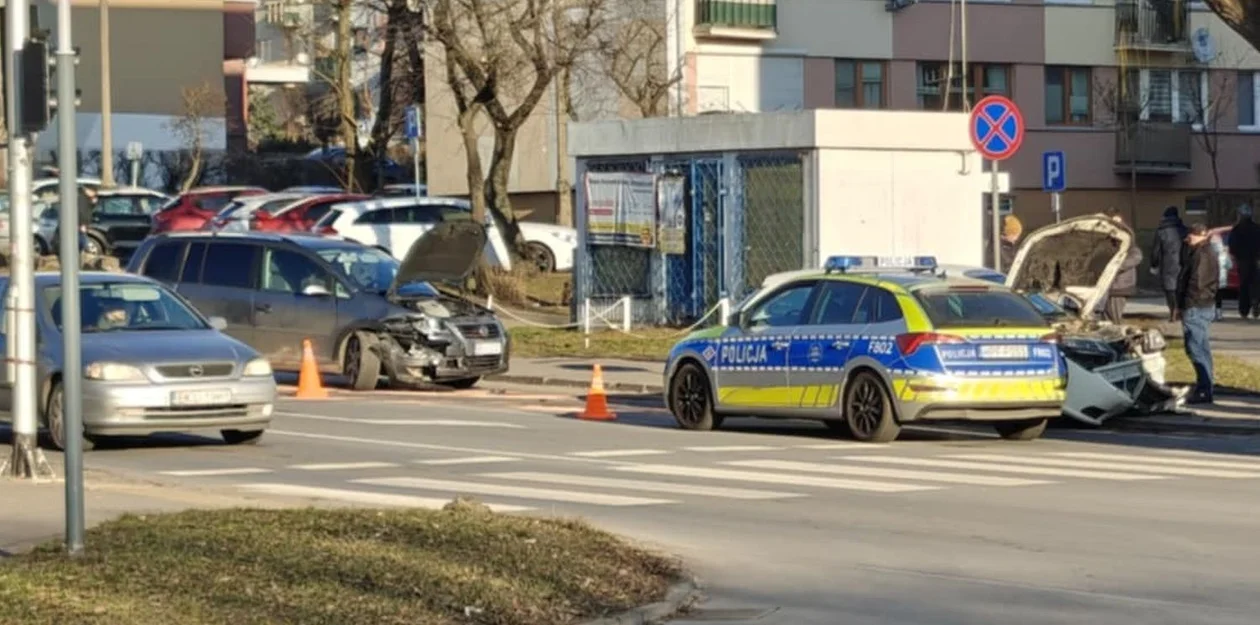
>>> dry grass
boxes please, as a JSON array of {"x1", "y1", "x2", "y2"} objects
[
  {"x1": 476, "y1": 266, "x2": 572, "y2": 309},
  {"x1": 509, "y1": 327, "x2": 679, "y2": 361},
  {"x1": 1164, "y1": 339, "x2": 1260, "y2": 393},
  {"x1": 0, "y1": 506, "x2": 681, "y2": 625}
]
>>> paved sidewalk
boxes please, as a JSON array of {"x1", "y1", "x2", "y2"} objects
[{"x1": 491, "y1": 357, "x2": 664, "y2": 393}]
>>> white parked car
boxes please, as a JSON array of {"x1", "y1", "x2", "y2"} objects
[
  {"x1": 311, "y1": 196, "x2": 576, "y2": 272},
  {"x1": 203, "y1": 192, "x2": 311, "y2": 233}
]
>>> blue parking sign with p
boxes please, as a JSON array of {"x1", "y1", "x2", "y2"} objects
[
  {"x1": 1042, "y1": 151, "x2": 1065, "y2": 192},
  {"x1": 404, "y1": 105, "x2": 421, "y2": 140}
]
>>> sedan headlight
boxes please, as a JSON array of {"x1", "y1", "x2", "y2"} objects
[
  {"x1": 413, "y1": 317, "x2": 443, "y2": 334},
  {"x1": 84, "y1": 362, "x2": 147, "y2": 382},
  {"x1": 243, "y1": 358, "x2": 273, "y2": 377}
]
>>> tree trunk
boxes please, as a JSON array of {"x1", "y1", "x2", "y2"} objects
[
  {"x1": 335, "y1": 0, "x2": 359, "y2": 192},
  {"x1": 487, "y1": 125, "x2": 525, "y2": 255},
  {"x1": 360, "y1": 0, "x2": 402, "y2": 193},
  {"x1": 1203, "y1": 1, "x2": 1260, "y2": 53},
  {"x1": 460, "y1": 107, "x2": 489, "y2": 224}
]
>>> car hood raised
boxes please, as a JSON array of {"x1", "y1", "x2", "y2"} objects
[
  {"x1": 389, "y1": 219, "x2": 488, "y2": 294},
  {"x1": 81, "y1": 329, "x2": 256, "y2": 365},
  {"x1": 1006, "y1": 215, "x2": 1133, "y2": 317}
]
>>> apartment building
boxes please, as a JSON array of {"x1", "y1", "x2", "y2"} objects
[
  {"x1": 425, "y1": 0, "x2": 1260, "y2": 229},
  {"x1": 27, "y1": 0, "x2": 247, "y2": 159}
]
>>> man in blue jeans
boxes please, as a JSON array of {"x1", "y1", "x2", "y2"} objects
[{"x1": 1176, "y1": 223, "x2": 1220, "y2": 404}]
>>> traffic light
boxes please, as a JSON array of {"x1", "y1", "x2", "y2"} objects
[{"x1": 20, "y1": 36, "x2": 50, "y2": 134}]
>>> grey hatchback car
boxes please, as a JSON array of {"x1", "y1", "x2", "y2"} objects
[
  {"x1": 0, "y1": 272, "x2": 277, "y2": 450},
  {"x1": 125, "y1": 220, "x2": 509, "y2": 390}
]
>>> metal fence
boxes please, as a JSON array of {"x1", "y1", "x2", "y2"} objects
[{"x1": 575, "y1": 152, "x2": 806, "y2": 327}]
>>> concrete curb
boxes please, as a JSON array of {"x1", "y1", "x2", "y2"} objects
[
  {"x1": 487, "y1": 373, "x2": 664, "y2": 395},
  {"x1": 1108, "y1": 415, "x2": 1260, "y2": 436},
  {"x1": 579, "y1": 576, "x2": 702, "y2": 625}
]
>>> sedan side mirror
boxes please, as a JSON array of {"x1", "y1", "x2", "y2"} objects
[
  {"x1": 301, "y1": 284, "x2": 331, "y2": 297},
  {"x1": 207, "y1": 316, "x2": 228, "y2": 331}
]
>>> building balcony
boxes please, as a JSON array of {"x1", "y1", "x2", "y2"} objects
[
  {"x1": 1114, "y1": 122, "x2": 1192, "y2": 174},
  {"x1": 694, "y1": 0, "x2": 776, "y2": 41},
  {"x1": 1114, "y1": 0, "x2": 1191, "y2": 53}
]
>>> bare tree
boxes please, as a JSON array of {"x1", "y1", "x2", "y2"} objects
[
  {"x1": 1094, "y1": 72, "x2": 1149, "y2": 223},
  {"x1": 167, "y1": 81, "x2": 226, "y2": 192},
  {"x1": 1183, "y1": 59, "x2": 1241, "y2": 196},
  {"x1": 593, "y1": 0, "x2": 679, "y2": 118},
  {"x1": 425, "y1": 0, "x2": 607, "y2": 251}
]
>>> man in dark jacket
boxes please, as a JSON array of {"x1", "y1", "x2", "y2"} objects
[
  {"x1": 1104, "y1": 209, "x2": 1143, "y2": 323},
  {"x1": 1150, "y1": 206, "x2": 1186, "y2": 321},
  {"x1": 1177, "y1": 223, "x2": 1220, "y2": 404},
  {"x1": 1227, "y1": 203, "x2": 1260, "y2": 319}
]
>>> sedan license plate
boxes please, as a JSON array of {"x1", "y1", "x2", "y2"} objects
[
  {"x1": 979, "y1": 344, "x2": 1030, "y2": 360},
  {"x1": 171, "y1": 389, "x2": 233, "y2": 406},
  {"x1": 472, "y1": 341, "x2": 503, "y2": 356}
]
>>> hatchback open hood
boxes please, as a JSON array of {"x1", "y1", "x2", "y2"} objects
[
  {"x1": 388, "y1": 220, "x2": 488, "y2": 296},
  {"x1": 1006, "y1": 215, "x2": 1133, "y2": 318}
]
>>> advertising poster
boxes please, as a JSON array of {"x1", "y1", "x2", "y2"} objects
[
  {"x1": 657, "y1": 176, "x2": 686, "y2": 255},
  {"x1": 585, "y1": 172, "x2": 657, "y2": 248}
]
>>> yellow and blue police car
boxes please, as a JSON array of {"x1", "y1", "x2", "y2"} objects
[{"x1": 663, "y1": 256, "x2": 1068, "y2": 442}]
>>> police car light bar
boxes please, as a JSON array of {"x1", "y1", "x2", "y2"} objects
[{"x1": 823, "y1": 255, "x2": 938, "y2": 274}]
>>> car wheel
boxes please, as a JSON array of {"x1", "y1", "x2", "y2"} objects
[
  {"x1": 221, "y1": 429, "x2": 265, "y2": 445},
  {"x1": 524, "y1": 241, "x2": 555, "y2": 273},
  {"x1": 669, "y1": 362, "x2": 723, "y2": 431},
  {"x1": 994, "y1": 418, "x2": 1048, "y2": 441},
  {"x1": 33, "y1": 238, "x2": 46, "y2": 257},
  {"x1": 84, "y1": 233, "x2": 107, "y2": 256},
  {"x1": 438, "y1": 377, "x2": 481, "y2": 390},
  {"x1": 843, "y1": 371, "x2": 900, "y2": 443},
  {"x1": 46, "y1": 381, "x2": 95, "y2": 452},
  {"x1": 343, "y1": 331, "x2": 382, "y2": 391}
]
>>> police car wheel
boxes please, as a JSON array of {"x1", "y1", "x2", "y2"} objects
[
  {"x1": 670, "y1": 362, "x2": 720, "y2": 431},
  {"x1": 844, "y1": 371, "x2": 900, "y2": 443},
  {"x1": 993, "y1": 418, "x2": 1048, "y2": 441}
]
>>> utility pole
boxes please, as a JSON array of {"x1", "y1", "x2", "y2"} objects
[
  {"x1": 554, "y1": 65, "x2": 572, "y2": 227},
  {"x1": 1, "y1": 0, "x2": 51, "y2": 481},
  {"x1": 98, "y1": 0, "x2": 114, "y2": 187},
  {"x1": 56, "y1": 0, "x2": 86, "y2": 556}
]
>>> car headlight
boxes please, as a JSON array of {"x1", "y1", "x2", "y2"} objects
[
  {"x1": 1142, "y1": 328, "x2": 1167, "y2": 353},
  {"x1": 243, "y1": 358, "x2": 273, "y2": 376},
  {"x1": 413, "y1": 317, "x2": 443, "y2": 334},
  {"x1": 83, "y1": 362, "x2": 146, "y2": 382}
]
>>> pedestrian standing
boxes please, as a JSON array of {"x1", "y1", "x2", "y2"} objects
[
  {"x1": 999, "y1": 215, "x2": 1022, "y2": 274},
  {"x1": 1150, "y1": 206, "x2": 1186, "y2": 321},
  {"x1": 1177, "y1": 223, "x2": 1220, "y2": 405},
  {"x1": 1211, "y1": 230, "x2": 1232, "y2": 320},
  {"x1": 1227, "y1": 203, "x2": 1260, "y2": 319},
  {"x1": 1104, "y1": 209, "x2": 1143, "y2": 323}
]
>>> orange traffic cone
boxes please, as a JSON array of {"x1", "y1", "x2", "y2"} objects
[
  {"x1": 578, "y1": 364, "x2": 615, "y2": 421},
  {"x1": 295, "y1": 338, "x2": 329, "y2": 399}
]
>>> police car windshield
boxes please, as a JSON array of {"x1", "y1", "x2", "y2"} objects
[{"x1": 915, "y1": 289, "x2": 1048, "y2": 328}]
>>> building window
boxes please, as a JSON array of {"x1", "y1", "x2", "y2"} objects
[
  {"x1": 917, "y1": 62, "x2": 1011, "y2": 111},
  {"x1": 1122, "y1": 68, "x2": 1208, "y2": 125},
  {"x1": 835, "y1": 60, "x2": 885, "y2": 109},
  {"x1": 1239, "y1": 72, "x2": 1259, "y2": 129},
  {"x1": 1045, "y1": 66, "x2": 1092, "y2": 125},
  {"x1": 982, "y1": 193, "x2": 1015, "y2": 215}
]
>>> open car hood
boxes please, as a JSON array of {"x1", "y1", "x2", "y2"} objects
[
  {"x1": 388, "y1": 220, "x2": 487, "y2": 296},
  {"x1": 1006, "y1": 215, "x2": 1133, "y2": 318}
]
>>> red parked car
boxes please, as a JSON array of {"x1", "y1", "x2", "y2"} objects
[
  {"x1": 150, "y1": 186, "x2": 268, "y2": 234},
  {"x1": 251, "y1": 193, "x2": 368, "y2": 233}
]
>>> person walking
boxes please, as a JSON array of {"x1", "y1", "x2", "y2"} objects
[
  {"x1": 1227, "y1": 203, "x2": 1260, "y2": 319},
  {"x1": 1150, "y1": 206, "x2": 1186, "y2": 321},
  {"x1": 999, "y1": 215, "x2": 1022, "y2": 274},
  {"x1": 1104, "y1": 209, "x2": 1143, "y2": 323},
  {"x1": 1177, "y1": 223, "x2": 1220, "y2": 405}
]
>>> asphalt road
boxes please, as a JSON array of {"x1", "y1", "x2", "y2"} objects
[{"x1": 60, "y1": 382, "x2": 1260, "y2": 625}]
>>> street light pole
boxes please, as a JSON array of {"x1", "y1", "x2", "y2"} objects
[
  {"x1": 56, "y1": 0, "x2": 86, "y2": 556},
  {"x1": 98, "y1": 0, "x2": 114, "y2": 187}
]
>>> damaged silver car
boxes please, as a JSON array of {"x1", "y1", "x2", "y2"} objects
[
  {"x1": 126, "y1": 220, "x2": 509, "y2": 391},
  {"x1": 941, "y1": 215, "x2": 1186, "y2": 425}
]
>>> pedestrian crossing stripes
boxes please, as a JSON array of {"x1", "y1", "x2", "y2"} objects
[{"x1": 167, "y1": 447, "x2": 1260, "y2": 513}]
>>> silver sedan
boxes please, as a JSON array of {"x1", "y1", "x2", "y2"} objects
[{"x1": 0, "y1": 272, "x2": 277, "y2": 450}]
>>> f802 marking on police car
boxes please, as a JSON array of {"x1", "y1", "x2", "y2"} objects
[
  {"x1": 869, "y1": 340, "x2": 895, "y2": 355},
  {"x1": 721, "y1": 343, "x2": 769, "y2": 366}
]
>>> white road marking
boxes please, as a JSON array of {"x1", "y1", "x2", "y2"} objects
[
  {"x1": 276, "y1": 412, "x2": 525, "y2": 428},
  {"x1": 1051, "y1": 451, "x2": 1260, "y2": 470},
  {"x1": 725, "y1": 460, "x2": 1051, "y2": 487},
  {"x1": 483, "y1": 471, "x2": 804, "y2": 500},
  {"x1": 353, "y1": 477, "x2": 676, "y2": 507},
  {"x1": 948, "y1": 453, "x2": 1260, "y2": 479},
  {"x1": 614, "y1": 464, "x2": 939, "y2": 493},
  {"x1": 792, "y1": 443, "x2": 873, "y2": 450},
  {"x1": 237, "y1": 483, "x2": 531, "y2": 512},
  {"x1": 160, "y1": 468, "x2": 272, "y2": 477},
  {"x1": 682, "y1": 445, "x2": 783, "y2": 452},
  {"x1": 568, "y1": 449, "x2": 669, "y2": 458},
  {"x1": 289, "y1": 462, "x2": 399, "y2": 471},
  {"x1": 849, "y1": 456, "x2": 1166, "y2": 481},
  {"x1": 267, "y1": 429, "x2": 641, "y2": 467},
  {"x1": 415, "y1": 456, "x2": 519, "y2": 466}
]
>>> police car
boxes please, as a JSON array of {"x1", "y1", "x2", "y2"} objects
[{"x1": 663, "y1": 256, "x2": 1068, "y2": 442}]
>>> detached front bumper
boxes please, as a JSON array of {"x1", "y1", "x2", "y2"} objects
[
  {"x1": 380, "y1": 338, "x2": 510, "y2": 385},
  {"x1": 81, "y1": 376, "x2": 276, "y2": 436},
  {"x1": 892, "y1": 374, "x2": 1067, "y2": 423}
]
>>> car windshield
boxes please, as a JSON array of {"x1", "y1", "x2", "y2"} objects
[
  {"x1": 915, "y1": 288, "x2": 1049, "y2": 328},
  {"x1": 317, "y1": 245, "x2": 436, "y2": 295},
  {"x1": 44, "y1": 282, "x2": 208, "y2": 333}
]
